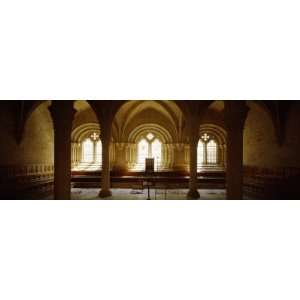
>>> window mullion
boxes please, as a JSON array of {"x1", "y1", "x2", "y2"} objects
[
  {"x1": 93, "y1": 141, "x2": 96, "y2": 163},
  {"x1": 149, "y1": 142, "x2": 152, "y2": 158},
  {"x1": 204, "y1": 142, "x2": 208, "y2": 165}
]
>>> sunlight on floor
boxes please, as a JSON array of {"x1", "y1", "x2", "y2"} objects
[
  {"x1": 72, "y1": 162, "x2": 102, "y2": 171},
  {"x1": 70, "y1": 188, "x2": 226, "y2": 200}
]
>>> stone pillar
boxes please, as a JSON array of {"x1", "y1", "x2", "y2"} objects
[
  {"x1": 50, "y1": 101, "x2": 75, "y2": 200},
  {"x1": 71, "y1": 143, "x2": 74, "y2": 165},
  {"x1": 133, "y1": 144, "x2": 137, "y2": 165},
  {"x1": 203, "y1": 141, "x2": 207, "y2": 165},
  {"x1": 126, "y1": 143, "x2": 130, "y2": 164},
  {"x1": 77, "y1": 142, "x2": 81, "y2": 164},
  {"x1": 128, "y1": 143, "x2": 135, "y2": 169},
  {"x1": 184, "y1": 144, "x2": 189, "y2": 169},
  {"x1": 187, "y1": 118, "x2": 200, "y2": 199},
  {"x1": 163, "y1": 144, "x2": 167, "y2": 168},
  {"x1": 114, "y1": 142, "x2": 127, "y2": 173},
  {"x1": 99, "y1": 122, "x2": 112, "y2": 198},
  {"x1": 72, "y1": 142, "x2": 78, "y2": 166},
  {"x1": 126, "y1": 143, "x2": 131, "y2": 169},
  {"x1": 92, "y1": 141, "x2": 96, "y2": 162},
  {"x1": 171, "y1": 144, "x2": 175, "y2": 168},
  {"x1": 73, "y1": 143, "x2": 76, "y2": 165},
  {"x1": 131, "y1": 144, "x2": 134, "y2": 164},
  {"x1": 224, "y1": 101, "x2": 249, "y2": 200},
  {"x1": 76, "y1": 142, "x2": 81, "y2": 164},
  {"x1": 223, "y1": 144, "x2": 227, "y2": 169},
  {"x1": 74, "y1": 143, "x2": 77, "y2": 164},
  {"x1": 173, "y1": 143, "x2": 185, "y2": 171},
  {"x1": 219, "y1": 144, "x2": 224, "y2": 167}
]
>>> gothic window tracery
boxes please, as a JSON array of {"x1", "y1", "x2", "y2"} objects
[
  {"x1": 197, "y1": 133, "x2": 218, "y2": 168},
  {"x1": 81, "y1": 132, "x2": 102, "y2": 164},
  {"x1": 137, "y1": 133, "x2": 162, "y2": 170}
]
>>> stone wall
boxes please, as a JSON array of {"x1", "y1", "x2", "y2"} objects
[
  {"x1": 243, "y1": 101, "x2": 300, "y2": 168},
  {"x1": 0, "y1": 101, "x2": 54, "y2": 165},
  {"x1": 243, "y1": 101, "x2": 300, "y2": 199},
  {"x1": 72, "y1": 107, "x2": 99, "y2": 130},
  {"x1": 280, "y1": 101, "x2": 300, "y2": 167},
  {"x1": 22, "y1": 102, "x2": 54, "y2": 165},
  {"x1": 0, "y1": 163, "x2": 54, "y2": 199},
  {"x1": 0, "y1": 102, "x2": 54, "y2": 199},
  {"x1": 243, "y1": 102, "x2": 279, "y2": 168},
  {"x1": 0, "y1": 102, "x2": 20, "y2": 165}
]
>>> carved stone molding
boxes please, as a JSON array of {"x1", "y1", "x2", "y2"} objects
[
  {"x1": 115, "y1": 142, "x2": 127, "y2": 151},
  {"x1": 174, "y1": 143, "x2": 185, "y2": 152}
]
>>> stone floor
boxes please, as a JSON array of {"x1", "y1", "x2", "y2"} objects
[{"x1": 69, "y1": 188, "x2": 226, "y2": 200}]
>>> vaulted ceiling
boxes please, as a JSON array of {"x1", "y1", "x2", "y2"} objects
[{"x1": 3, "y1": 100, "x2": 295, "y2": 145}]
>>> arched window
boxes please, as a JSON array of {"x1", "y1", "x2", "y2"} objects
[
  {"x1": 152, "y1": 139, "x2": 162, "y2": 165},
  {"x1": 138, "y1": 139, "x2": 149, "y2": 165},
  {"x1": 95, "y1": 140, "x2": 102, "y2": 163},
  {"x1": 136, "y1": 133, "x2": 162, "y2": 170},
  {"x1": 197, "y1": 133, "x2": 218, "y2": 169},
  {"x1": 82, "y1": 138, "x2": 94, "y2": 162},
  {"x1": 207, "y1": 140, "x2": 217, "y2": 164},
  {"x1": 197, "y1": 140, "x2": 205, "y2": 165},
  {"x1": 81, "y1": 132, "x2": 102, "y2": 165}
]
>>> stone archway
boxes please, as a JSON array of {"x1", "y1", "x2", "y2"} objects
[
  {"x1": 127, "y1": 123, "x2": 174, "y2": 170},
  {"x1": 198, "y1": 124, "x2": 227, "y2": 170}
]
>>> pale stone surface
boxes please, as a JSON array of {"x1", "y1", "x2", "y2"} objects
[
  {"x1": 68, "y1": 188, "x2": 226, "y2": 200},
  {"x1": 0, "y1": 101, "x2": 54, "y2": 165}
]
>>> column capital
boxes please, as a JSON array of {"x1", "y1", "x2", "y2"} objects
[
  {"x1": 115, "y1": 142, "x2": 127, "y2": 151},
  {"x1": 174, "y1": 143, "x2": 185, "y2": 151}
]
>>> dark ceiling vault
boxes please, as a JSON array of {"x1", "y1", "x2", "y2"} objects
[{"x1": 4, "y1": 100, "x2": 295, "y2": 145}]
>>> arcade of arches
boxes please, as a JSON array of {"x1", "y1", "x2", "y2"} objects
[{"x1": 0, "y1": 100, "x2": 300, "y2": 200}]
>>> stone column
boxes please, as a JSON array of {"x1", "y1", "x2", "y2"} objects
[
  {"x1": 49, "y1": 101, "x2": 75, "y2": 200},
  {"x1": 71, "y1": 143, "x2": 74, "y2": 165},
  {"x1": 224, "y1": 101, "x2": 249, "y2": 200},
  {"x1": 223, "y1": 144, "x2": 227, "y2": 169},
  {"x1": 219, "y1": 144, "x2": 224, "y2": 167},
  {"x1": 72, "y1": 142, "x2": 78, "y2": 166},
  {"x1": 128, "y1": 143, "x2": 134, "y2": 169},
  {"x1": 93, "y1": 141, "x2": 97, "y2": 162},
  {"x1": 184, "y1": 144, "x2": 189, "y2": 168},
  {"x1": 171, "y1": 144, "x2": 175, "y2": 168},
  {"x1": 114, "y1": 142, "x2": 127, "y2": 173},
  {"x1": 74, "y1": 144, "x2": 77, "y2": 164},
  {"x1": 73, "y1": 143, "x2": 77, "y2": 165},
  {"x1": 77, "y1": 142, "x2": 81, "y2": 164},
  {"x1": 76, "y1": 142, "x2": 81, "y2": 164},
  {"x1": 99, "y1": 122, "x2": 112, "y2": 198},
  {"x1": 133, "y1": 144, "x2": 137, "y2": 165},
  {"x1": 126, "y1": 143, "x2": 131, "y2": 169},
  {"x1": 187, "y1": 118, "x2": 200, "y2": 199},
  {"x1": 163, "y1": 144, "x2": 167, "y2": 168},
  {"x1": 203, "y1": 141, "x2": 207, "y2": 165},
  {"x1": 173, "y1": 143, "x2": 184, "y2": 171}
]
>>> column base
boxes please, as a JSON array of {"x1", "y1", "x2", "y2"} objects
[
  {"x1": 187, "y1": 189, "x2": 200, "y2": 200},
  {"x1": 99, "y1": 189, "x2": 112, "y2": 198}
]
